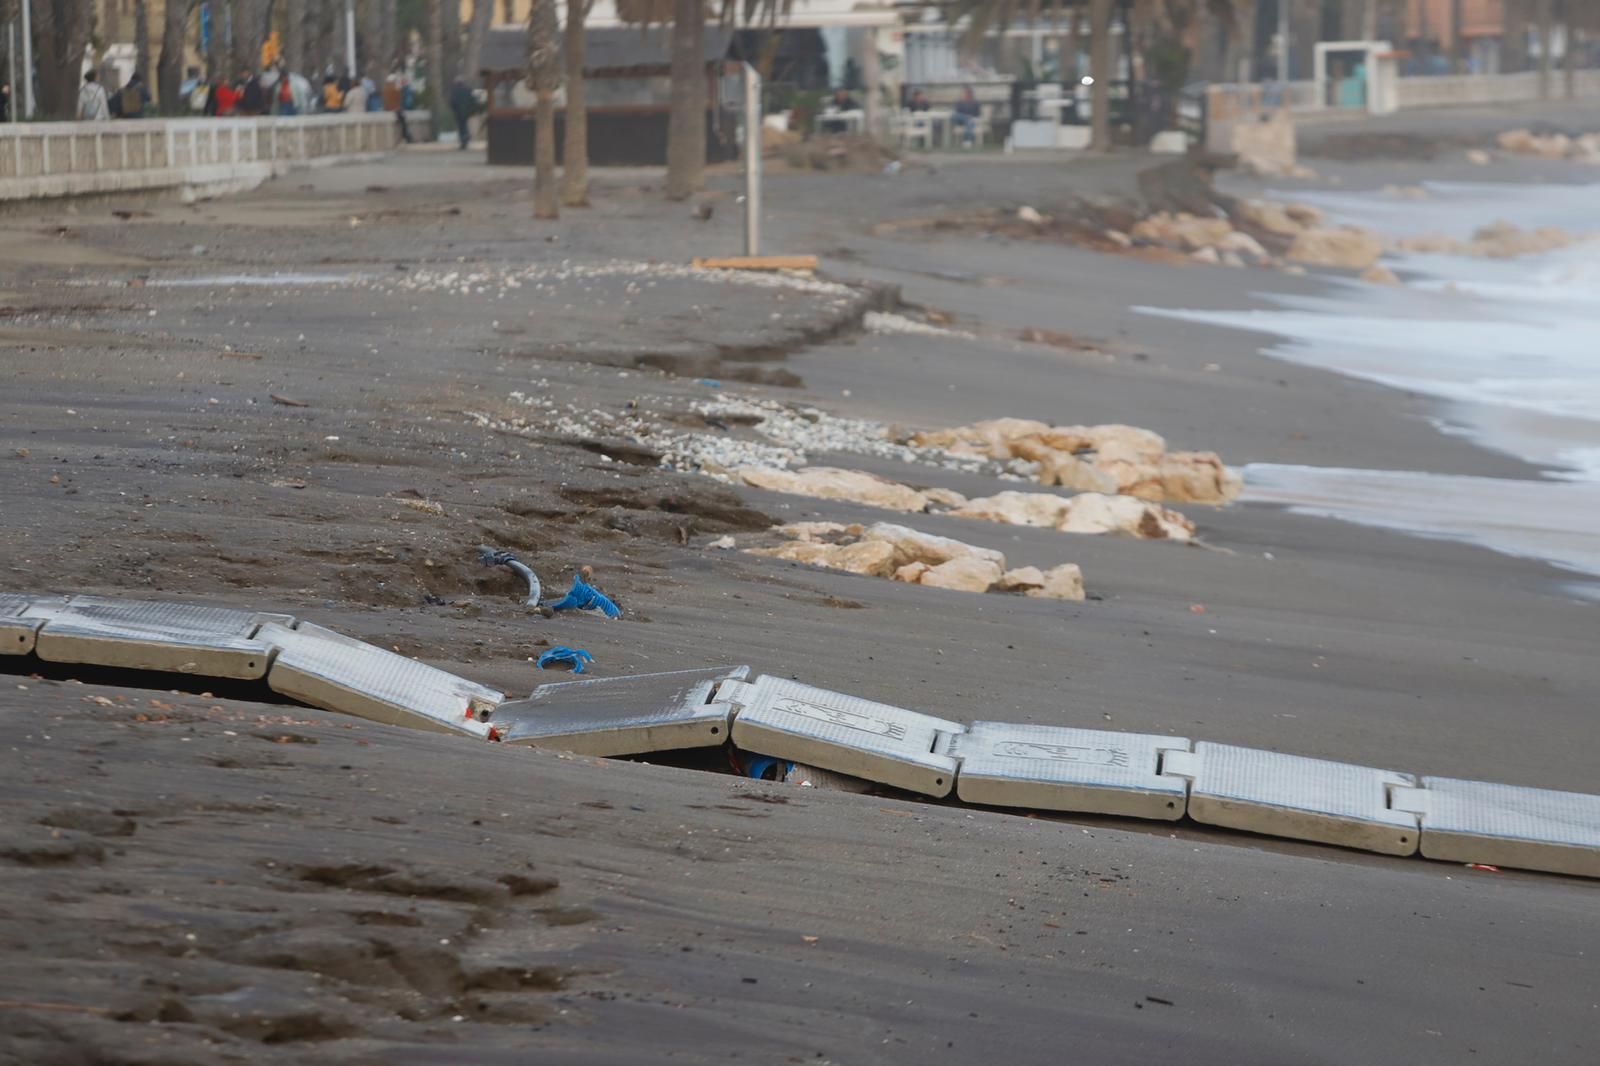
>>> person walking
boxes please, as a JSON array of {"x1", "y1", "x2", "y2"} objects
[
  {"x1": 238, "y1": 70, "x2": 266, "y2": 116},
  {"x1": 448, "y1": 76, "x2": 475, "y2": 150},
  {"x1": 78, "y1": 70, "x2": 112, "y2": 121}
]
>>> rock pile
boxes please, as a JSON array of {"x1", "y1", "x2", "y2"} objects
[
  {"x1": 1496, "y1": 129, "x2": 1600, "y2": 164},
  {"x1": 908, "y1": 420, "x2": 1242, "y2": 504},
  {"x1": 949, "y1": 490, "x2": 1196, "y2": 541},
  {"x1": 733, "y1": 466, "x2": 964, "y2": 513},
  {"x1": 1396, "y1": 220, "x2": 1590, "y2": 259},
  {"x1": 745, "y1": 522, "x2": 1084, "y2": 599}
]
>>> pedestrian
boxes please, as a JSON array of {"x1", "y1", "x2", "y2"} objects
[
  {"x1": 238, "y1": 70, "x2": 266, "y2": 116},
  {"x1": 115, "y1": 72, "x2": 151, "y2": 119},
  {"x1": 449, "y1": 76, "x2": 475, "y2": 150},
  {"x1": 78, "y1": 70, "x2": 111, "y2": 121},
  {"x1": 342, "y1": 75, "x2": 368, "y2": 113},
  {"x1": 384, "y1": 72, "x2": 414, "y2": 144},
  {"x1": 178, "y1": 65, "x2": 202, "y2": 101},
  {"x1": 952, "y1": 84, "x2": 982, "y2": 146},
  {"x1": 275, "y1": 64, "x2": 298, "y2": 115},
  {"x1": 321, "y1": 74, "x2": 343, "y2": 112},
  {"x1": 1, "y1": 83, "x2": 9, "y2": 123}
]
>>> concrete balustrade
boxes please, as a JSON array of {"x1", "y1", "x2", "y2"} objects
[{"x1": 0, "y1": 112, "x2": 429, "y2": 203}]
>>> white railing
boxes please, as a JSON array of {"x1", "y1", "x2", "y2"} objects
[
  {"x1": 1394, "y1": 69, "x2": 1600, "y2": 109},
  {"x1": 0, "y1": 112, "x2": 408, "y2": 202}
]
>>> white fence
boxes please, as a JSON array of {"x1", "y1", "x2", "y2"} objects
[
  {"x1": 1394, "y1": 69, "x2": 1600, "y2": 109},
  {"x1": 0, "y1": 112, "x2": 417, "y2": 203}
]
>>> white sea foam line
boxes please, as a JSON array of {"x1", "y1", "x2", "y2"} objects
[{"x1": 1243, "y1": 463, "x2": 1600, "y2": 579}]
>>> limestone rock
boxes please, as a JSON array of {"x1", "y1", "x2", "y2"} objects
[
  {"x1": 830, "y1": 540, "x2": 900, "y2": 577},
  {"x1": 1154, "y1": 451, "x2": 1243, "y2": 504},
  {"x1": 921, "y1": 486, "x2": 968, "y2": 509},
  {"x1": 1284, "y1": 203, "x2": 1325, "y2": 228},
  {"x1": 1359, "y1": 264, "x2": 1401, "y2": 285},
  {"x1": 1017, "y1": 205, "x2": 1046, "y2": 225},
  {"x1": 950, "y1": 491, "x2": 1072, "y2": 528},
  {"x1": 1024, "y1": 564, "x2": 1086, "y2": 601},
  {"x1": 735, "y1": 466, "x2": 937, "y2": 512},
  {"x1": 1056, "y1": 493, "x2": 1196, "y2": 541},
  {"x1": 1235, "y1": 199, "x2": 1304, "y2": 238},
  {"x1": 773, "y1": 521, "x2": 852, "y2": 542},
  {"x1": 1104, "y1": 229, "x2": 1133, "y2": 248},
  {"x1": 863, "y1": 522, "x2": 1005, "y2": 570},
  {"x1": 917, "y1": 556, "x2": 1004, "y2": 593},
  {"x1": 1191, "y1": 246, "x2": 1221, "y2": 265},
  {"x1": 997, "y1": 566, "x2": 1046, "y2": 591},
  {"x1": 1217, "y1": 230, "x2": 1270, "y2": 262},
  {"x1": 1467, "y1": 221, "x2": 1574, "y2": 259},
  {"x1": 1465, "y1": 148, "x2": 1491, "y2": 165},
  {"x1": 1397, "y1": 232, "x2": 1465, "y2": 255},
  {"x1": 1287, "y1": 226, "x2": 1384, "y2": 270},
  {"x1": 746, "y1": 541, "x2": 837, "y2": 567},
  {"x1": 894, "y1": 561, "x2": 931, "y2": 584}
]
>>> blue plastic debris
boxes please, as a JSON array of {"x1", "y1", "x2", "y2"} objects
[
  {"x1": 546, "y1": 573, "x2": 621, "y2": 619},
  {"x1": 536, "y1": 646, "x2": 594, "y2": 673},
  {"x1": 742, "y1": 755, "x2": 794, "y2": 782},
  {"x1": 696, "y1": 378, "x2": 722, "y2": 388}
]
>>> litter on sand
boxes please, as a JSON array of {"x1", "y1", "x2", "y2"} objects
[{"x1": 536, "y1": 646, "x2": 595, "y2": 674}]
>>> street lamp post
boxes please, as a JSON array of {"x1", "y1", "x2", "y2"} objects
[
  {"x1": 345, "y1": 0, "x2": 357, "y2": 77},
  {"x1": 21, "y1": 0, "x2": 33, "y2": 118}
]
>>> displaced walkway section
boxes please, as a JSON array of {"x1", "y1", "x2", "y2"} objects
[{"x1": 4, "y1": 589, "x2": 1597, "y2": 880}]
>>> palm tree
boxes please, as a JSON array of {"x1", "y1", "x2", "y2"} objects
[
  {"x1": 561, "y1": 0, "x2": 592, "y2": 206},
  {"x1": 529, "y1": 0, "x2": 561, "y2": 218},
  {"x1": 158, "y1": 0, "x2": 196, "y2": 109},
  {"x1": 664, "y1": 0, "x2": 707, "y2": 200}
]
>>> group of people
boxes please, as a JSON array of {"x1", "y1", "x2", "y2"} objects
[
  {"x1": 77, "y1": 64, "x2": 417, "y2": 124},
  {"x1": 75, "y1": 69, "x2": 150, "y2": 121}
]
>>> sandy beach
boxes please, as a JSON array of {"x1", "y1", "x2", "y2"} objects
[{"x1": 2, "y1": 101, "x2": 1598, "y2": 1063}]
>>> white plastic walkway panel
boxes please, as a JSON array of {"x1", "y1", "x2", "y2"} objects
[
  {"x1": 1395, "y1": 778, "x2": 1600, "y2": 879},
  {"x1": 33, "y1": 596, "x2": 288, "y2": 679},
  {"x1": 727, "y1": 676, "x2": 964, "y2": 797},
  {"x1": 263, "y1": 622, "x2": 499, "y2": 739},
  {"x1": 950, "y1": 723, "x2": 1191, "y2": 820},
  {"x1": 1171, "y1": 743, "x2": 1419, "y2": 856},
  {"x1": 495, "y1": 666, "x2": 751, "y2": 756},
  {"x1": 0, "y1": 594, "x2": 66, "y2": 656}
]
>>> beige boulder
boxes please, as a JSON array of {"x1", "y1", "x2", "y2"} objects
[
  {"x1": 1284, "y1": 203, "x2": 1325, "y2": 228},
  {"x1": 1359, "y1": 264, "x2": 1401, "y2": 286},
  {"x1": 1024, "y1": 564, "x2": 1086, "y2": 601},
  {"x1": 862, "y1": 522, "x2": 1006, "y2": 570},
  {"x1": 773, "y1": 521, "x2": 853, "y2": 542},
  {"x1": 1191, "y1": 246, "x2": 1221, "y2": 265},
  {"x1": 950, "y1": 491, "x2": 1072, "y2": 528},
  {"x1": 1056, "y1": 493, "x2": 1196, "y2": 541},
  {"x1": 735, "y1": 466, "x2": 938, "y2": 512},
  {"x1": 1287, "y1": 227, "x2": 1384, "y2": 270},
  {"x1": 1398, "y1": 232, "x2": 1465, "y2": 255},
  {"x1": 917, "y1": 556, "x2": 1004, "y2": 593},
  {"x1": 1235, "y1": 199, "x2": 1304, "y2": 238},
  {"x1": 1217, "y1": 230, "x2": 1270, "y2": 262},
  {"x1": 894, "y1": 561, "x2": 932, "y2": 584},
  {"x1": 1467, "y1": 221, "x2": 1574, "y2": 259},
  {"x1": 922, "y1": 486, "x2": 969, "y2": 509},
  {"x1": 744, "y1": 538, "x2": 897, "y2": 578},
  {"x1": 1465, "y1": 148, "x2": 1491, "y2": 166},
  {"x1": 997, "y1": 566, "x2": 1046, "y2": 591},
  {"x1": 1154, "y1": 451, "x2": 1244, "y2": 505}
]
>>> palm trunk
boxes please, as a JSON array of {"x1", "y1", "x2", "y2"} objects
[
  {"x1": 134, "y1": 0, "x2": 152, "y2": 83},
  {"x1": 561, "y1": 0, "x2": 589, "y2": 206},
  {"x1": 379, "y1": 0, "x2": 396, "y2": 75},
  {"x1": 1563, "y1": 4, "x2": 1578, "y2": 98},
  {"x1": 158, "y1": 0, "x2": 190, "y2": 110},
  {"x1": 360, "y1": 0, "x2": 381, "y2": 79},
  {"x1": 33, "y1": 0, "x2": 95, "y2": 118},
  {"x1": 427, "y1": 0, "x2": 444, "y2": 119},
  {"x1": 530, "y1": 0, "x2": 560, "y2": 218},
  {"x1": 1089, "y1": 0, "x2": 1112, "y2": 151},
  {"x1": 463, "y1": 0, "x2": 493, "y2": 84},
  {"x1": 1536, "y1": 0, "x2": 1552, "y2": 99},
  {"x1": 208, "y1": 0, "x2": 227, "y2": 76},
  {"x1": 664, "y1": 0, "x2": 705, "y2": 200},
  {"x1": 283, "y1": 0, "x2": 302, "y2": 73}
]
